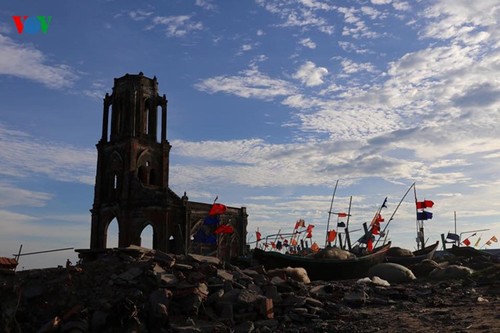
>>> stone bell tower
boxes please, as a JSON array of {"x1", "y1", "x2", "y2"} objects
[{"x1": 90, "y1": 72, "x2": 183, "y2": 252}]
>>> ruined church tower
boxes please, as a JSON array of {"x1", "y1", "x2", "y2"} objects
[
  {"x1": 90, "y1": 72, "x2": 183, "y2": 252},
  {"x1": 87, "y1": 72, "x2": 248, "y2": 260}
]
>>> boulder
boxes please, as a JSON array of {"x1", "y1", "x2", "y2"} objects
[
  {"x1": 429, "y1": 265, "x2": 474, "y2": 280},
  {"x1": 368, "y1": 263, "x2": 416, "y2": 283}
]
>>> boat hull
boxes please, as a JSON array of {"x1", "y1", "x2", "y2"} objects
[
  {"x1": 252, "y1": 243, "x2": 391, "y2": 281},
  {"x1": 386, "y1": 241, "x2": 439, "y2": 266},
  {"x1": 448, "y1": 244, "x2": 497, "y2": 259}
]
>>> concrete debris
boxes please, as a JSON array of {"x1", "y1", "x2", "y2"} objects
[{"x1": 0, "y1": 246, "x2": 498, "y2": 332}]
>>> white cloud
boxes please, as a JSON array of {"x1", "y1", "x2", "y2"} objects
[
  {"x1": 195, "y1": 0, "x2": 216, "y2": 11},
  {"x1": 149, "y1": 15, "x2": 203, "y2": 37},
  {"x1": 338, "y1": 41, "x2": 371, "y2": 54},
  {"x1": 0, "y1": 123, "x2": 95, "y2": 184},
  {"x1": 371, "y1": 0, "x2": 392, "y2": 4},
  {"x1": 0, "y1": 34, "x2": 78, "y2": 89},
  {"x1": 392, "y1": 1, "x2": 410, "y2": 11},
  {"x1": 341, "y1": 59, "x2": 377, "y2": 74},
  {"x1": 256, "y1": 0, "x2": 334, "y2": 34},
  {"x1": 0, "y1": 182, "x2": 52, "y2": 208},
  {"x1": 299, "y1": 37, "x2": 316, "y2": 49},
  {"x1": 421, "y1": 0, "x2": 500, "y2": 43},
  {"x1": 82, "y1": 81, "x2": 107, "y2": 101},
  {"x1": 337, "y1": 7, "x2": 379, "y2": 39},
  {"x1": 128, "y1": 10, "x2": 154, "y2": 21},
  {"x1": 241, "y1": 44, "x2": 253, "y2": 52},
  {"x1": 293, "y1": 61, "x2": 329, "y2": 86},
  {"x1": 195, "y1": 66, "x2": 297, "y2": 100}
]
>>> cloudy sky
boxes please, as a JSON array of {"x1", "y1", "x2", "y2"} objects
[{"x1": 1, "y1": 0, "x2": 499, "y2": 268}]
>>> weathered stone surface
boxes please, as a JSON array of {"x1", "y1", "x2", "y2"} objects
[
  {"x1": 411, "y1": 258, "x2": 439, "y2": 278},
  {"x1": 343, "y1": 290, "x2": 367, "y2": 306},
  {"x1": 429, "y1": 264, "x2": 474, "y2": 280},
  {"x1": 1, "y1": 246, "x2": 498, "y2": 333},
  {"x1": 188, "y1": 254, "x2": 221, "y2": 265}
]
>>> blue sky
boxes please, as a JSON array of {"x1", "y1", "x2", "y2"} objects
[{"x1": 1, "y1": 0, "x2": 499, "y2": 268}]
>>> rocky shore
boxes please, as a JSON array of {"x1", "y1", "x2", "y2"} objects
[{"x1": 0, "y1": 246, "x2": 499, "y2": 332}]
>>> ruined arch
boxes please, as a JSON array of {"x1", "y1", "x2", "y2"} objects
[
  {"x1": 136, "y1": 149, "x2": 159, "y2": 186},
  {"x1": 105, "y1": 217, "x2": 120, "y2": 248},
  {"x1": 140, "y1": 223, "x2": 154, "y2": 249}
]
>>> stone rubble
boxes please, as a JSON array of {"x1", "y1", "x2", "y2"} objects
[{"x1": 0, "y1": 245, "x2": 498, "y2": 333}]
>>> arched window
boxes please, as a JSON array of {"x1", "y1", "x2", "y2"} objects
[
  {"x1": 149, "y1": 169, "x2": 157, "y2": 186},
  {"x1": 140, "y1": 224, "x2": 154, "y2": 248},
  {"x1": 106, "y1": 218, "x2": 119, "y2": 248},
  {"x1": 143, "y1": 98, "x2": 150, "y2": 136},
  {"x1": 138, "y1": 166, "x2": 148, "y2": 184},
  {"x1": 157, "y1": 105, "x2": 162, "y2": 142}
]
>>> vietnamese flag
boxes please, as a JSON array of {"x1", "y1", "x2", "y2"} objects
[
  {"x1": 416, "y1": 200, "x2": 434, "y2": 209},
  {"x1": 256, "y1": 231, "x2": 262, "y2": 241},
  {"x1": 209, "y1": 203, "x2": 227, "y2": 216},
  {"x1": 338, "y1": 212, "x2": 347, "y2": 218},
  {"x1": 214, "y1": 224, "x2": 234, "y2": 234},
  {"x1": 327, "y1": 230, "x2": 337, "y2": 243},
  {"x1": 462, "y1": 238, "x2": 471, "y2": 246}
]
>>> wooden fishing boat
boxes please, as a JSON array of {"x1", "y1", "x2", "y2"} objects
[
  {"x1": 252, "y1": 242, "x2": 391, "y2": 281},
  {"x1": 447, "y1": 244, "x2": 498, "y2": 259},
  {"x1": 385, "y1": 241, "x2": 439, "y2": 266}
]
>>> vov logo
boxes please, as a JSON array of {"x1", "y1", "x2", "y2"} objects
[{"x1": 12, "y1": 16, "x2": 52, "y2": 34}]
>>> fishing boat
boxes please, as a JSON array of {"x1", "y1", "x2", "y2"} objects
[
  {"x1": 385, "y1": 241, "x2": 439, "y2": 266},
  {"x1": 252, "y1": 242, "x2": 391, "y2": 281},
  {"x1": 447, "y1": 244, "x2": 498, "y2": 260}
]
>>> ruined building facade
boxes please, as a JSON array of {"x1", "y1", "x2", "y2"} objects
[{"x1": 89, "y1": 73, "x2": 248, "y2": 260}]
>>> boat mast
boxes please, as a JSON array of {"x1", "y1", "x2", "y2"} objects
[
  {"x1": 414, "y1": 184, "x2": 425, "y2": 250},
  {"x1": 345, "y1": 195, "x2": 353, "y2": 251},
  {"x1": 374, "y1": 182, "x2": 415, "y2": 247},
  {"x1": 324, "y1": 179, "x2": 339, "y2": 247}
]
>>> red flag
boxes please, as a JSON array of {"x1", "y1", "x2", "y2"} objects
[
  {"x1": 462, "y1": 238, "x2": 471, "y2": 246},
  {"x1": 214, "y1": 224, "x2": 233, "y2": 234},
  {"x1": 416, "y1": 200, "x2": 434, "y2": 209},
  {"x1": 209, "y1": 203, "x2": 227, "y2": 216},
  {"x1": 294, "y1": 219, "x2": 305, "y2": 229},
  {"x1": 306, "y1": 224, "x2": 315, "y2": 233},
  {"x1": 371, "y1": 222, "x2": 380, "y2": 235},
  {"x1": 306, "y1": 231, "x2": 313, "y2": 238},
  {"x1": 338, "y1": 212, "x2": 347, "y2": 218},
  {"x1": 367, "y1": 237, "x2": 373, "y2": 252},
  {"x1": 377, "y1": 213, "x2": 384, "y2": 222},
  {"x1": 256, "y1": 231, "x2": 262, "y2": 241},
  {"x1": 327, "y1": 230, "x2": 337, "y2": 242}
]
